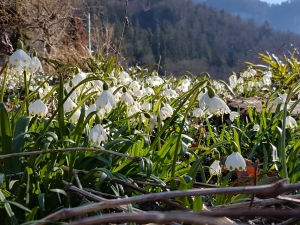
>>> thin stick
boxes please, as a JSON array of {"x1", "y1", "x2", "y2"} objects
[
  {"x1": 115, "y1": 0, "x2": 129, "y2": 68},
  {"x1": 62, "y1": 180, "x2": 144, "y2": 214},
  {"x1": 211, "y1": 194, "x2": 300, "y2": 211},
  {"x1": 276, "y1": 195, "x2": 300, "y2": 203},
  {"x1": 277, "y1": 217, "x2": 300, "y2": 225},
  {"x1": 67, "y1": 211, "x2": 237, "y2": 225},
  {"x1": 0, "y1": 147, "x2": 141, "y2": 162},
  {"x1": 39, "y1": 179, "x2": 300, "y2": 222},
  {"x1": 61, "y1": 165, "x2": 186, "y2": 210}
]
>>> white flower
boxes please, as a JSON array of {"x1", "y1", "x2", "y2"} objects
[
  {"x1": 237, "y1": 77, "x2": 244, "y2": 84},
  {"x1": 119, "y1": 71, "x2": 132, "y2": 84},
  {"x1": 89, "y1": 124, "x2": 108, "y2": 146},
  {"x1": 64, "y1": 97, "x2": 77, "y2": 112},
  {"x1": 96, "y1": 90, "x2": 116, "y2": 113},
  {"x1": 121, "y1": 92, "x2": 134, "y2": 106},
  {"x1": 193, "y1": 108, "x2": 205, "y2": 117},
  {"x1": 264, "y1": 71, "x2": 272, "y2": 78},
  {"x1": 182, "y1": 78, "x2": 191, "y2": 87},
  {"x1": 225, "y1": 152, "x2": 246, "y2": 171},
  {"x1": 28, "y1": 99, "x2": 48, "y2": 117},
  {"x1": 209, "y1": 160, "x2": 221, "y2": 176},
  {"x1": 207, "y1": 97, "x2": 230, "y2": 115},
  {"x1": 149, "y1": 114, "x2": 158, "y2": 130},
  {"x1": 160, "y1": 104, "x2": 173, "y2": 120},
  {"x1": 144, "y1": 87, "x2": 154, "y2": 96},
  {"x1": 27, "y1": 56, "x2": 43, "y2": 74},
  {"x1": 72, "y1": 71, "x2": 87, "y2": 86},
  {"x1": 69, "y1": 109, "x2": 81, "y2": 123},
  {"x1": 93, "y1": 80, "x2": 103, "y2": 92},
  {"x1": 9, "y1": 48, "x2": 31, "y2": 71},
  {"x1": 263, "y1": 75, "x2": 272, "y2": 85},
  {"x1": 285, "y1": 115, "x2": 297, "y2": 129},
  {"x1": 129, "y1": 81, "x2": 141, "y2": 93},
  {"x1": 149, "y1": 76, "x2": 164, "y2": 86},
  {"x1": 230, "y1": 111, "x2": 239, "y2": 121},
  {"x1": 128, "y1": 104, "x2": 140, "y2": 116},
  {"x1": 141, "y1": 102, "x2": 152, "y2": 111},
  {"x1": 253, "y1": 124, "x2": 260, "y2": 131},
  {"x1": 163, "y1": 89, "x2": 178, "y2": 99},
  {"x1": 229, "y1": 74, "x2": 237, "y2": 88}
]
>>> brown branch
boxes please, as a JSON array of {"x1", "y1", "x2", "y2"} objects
[
  {"x1": 62, "y1": 180, "x2": 144, "y2": 214},
  {"x1": 276, "y1": 195, "x2": 300, "y2": 203},
  {"x1": 111, "y1": 178, "x2": 187, "y2": 210},
  {"x1": 66, "y1": 209, "x2": 300, "y2": 225},
  {"x1": 83, "y1": 188, "x2": 121, "y2": 199},
  {"x1": 277, "y1": 217, "x2": 300, "y2": 225},
  {"x1": 211, "y1": 194, "x2": 300, "y2": 211},
  {"x1": 39, "y1": 179, "x2": 300, "y2": 223},
  {"x1": 0, "y1": 147, "x2": 141, "y2": 162},
  {"x1": 68, "y1": 211, "x2": 237, "y2": 225},
  {"x1": 60, "y1": 165, "x2": 186, "y2": 210}
]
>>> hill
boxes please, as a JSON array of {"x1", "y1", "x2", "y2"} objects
[
  {"x1": 202, "y1": 0, "x2": 300, "y2": 35},
  {"x1": 87, "y1": 0, "x2": 300, "y2": 80}
]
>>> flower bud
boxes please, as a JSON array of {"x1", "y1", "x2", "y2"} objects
[
  {"x1": 103, "y1": 82, "x2": 109, "y2": 90},
  {"x1": 207, "y1": 86, "x2": 215, "y2": 98}
]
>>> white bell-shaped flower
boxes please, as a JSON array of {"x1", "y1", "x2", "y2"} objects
[
  {"x1": 69, "y1": 109, "x2": 81, "y2": 123},
  {"x1": 27, "y1": 56, "x2": 43, "y2": 74},
  {"x1": 129, "y1": 81, "x2": 141, "y2": 93},
  {"x1": 228, "y1": 74, "x2": 237, "y2": 88},
  {"x1": 121, "y1": 91, "x2": 134, "y2": 106},
  {"x1": 160, "y1": 104, "x2": 173, "y2": 120},
  {"x1": 9, "y1": 41, "x2": 31, "y2": 72},
  {"x1": 225, "y1": 152, "x2": 246, "y2": 171},
  {"x1": 119, "y1": 71, "x2": 132, "y2": 85},
  {"x1": 207, "y1": 97, "x2": 230, "y2": 115},
  {"x1": 253, "y1": 124, "x2": 260, "y2": 131},
  {"x1": 209, "y1": 160, "x2": 221, "y2": 176},
  {"x1": 64, "y1": 97, "x2": 77, "y2": 112},
  {"x1": 141, "y1": 102, "x2": 152, "y2": 111},
  {"x1": 144, "y1": 87, "x2": 154, "y2": 96},
  {"x1": 149, "y1": 76, "x2": 164, "y2": 86},
  {"x1": 285, "y1": 115, "x2": 297, "y2": 129},
  {"x1": 96, "y1": 83, "x2": 116, "y2": 113},
  {"x1": 28, "y1": 99, "x2": 48, "y2": 117},
  {"x1": 89, "y1": 124, "x2": 108, "y2": 147},
  {"x1": 193, "y1": 108, "x2": 205, "y2": 117},
  {"x1": 230, "y1": 111, "x2": 239, "y2": 121},
  {"x1": 72, "y1": 71, "x2": 87, "y2": 86},
  {"x1": 163, "y1": 89, "x2": 178, "y2": 99}
]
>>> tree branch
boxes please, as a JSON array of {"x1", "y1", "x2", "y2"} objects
[
  {"x1": 38, "y1": 179, "x2": 300, "y2": 223},
  {"x1": 0, "y1": 147, "x2": 141, "y2": 162}
]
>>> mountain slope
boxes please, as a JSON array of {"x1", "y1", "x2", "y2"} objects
[
  {"x1": 88, "y1": 0, "x2": 300, "y2": 79},
  {"x1": 202, "y1": 0, "x2": 300, "y2": 35}
]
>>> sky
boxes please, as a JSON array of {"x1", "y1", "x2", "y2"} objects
[{"x1": 261, "y1": 0, "x2": 288, "y2": 4}]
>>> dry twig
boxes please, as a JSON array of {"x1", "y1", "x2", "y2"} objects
[
  {"x1": 38, "y1": 179, "x2": 300, "y2": 223},
  {"x1": 0, "y1": 147, "x2": 141, "y2": 162}
]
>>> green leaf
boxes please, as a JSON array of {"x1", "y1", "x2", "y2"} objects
[
  {"x1": 193, "y1": 196, "x2": 203, "y2": 211},
  {"x1": 0, "y1": 190, "x2": 18, "y2": 225},
  {"x1": 26, "y1": 206, "x2": 40, "y2": 222},
  {"x1": 4, "y1": 200, "x2": 31, "y2": 213},
  {"x1": 14, "y1": 116, "x2": 31, "y2": 137},
  {"x1": 0, "y1": 173, "x2": 5, "y2": 189}
]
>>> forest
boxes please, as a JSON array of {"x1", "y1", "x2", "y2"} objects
[{"x1": 85, "y1": 0, "x2": 300, "y2": 79}]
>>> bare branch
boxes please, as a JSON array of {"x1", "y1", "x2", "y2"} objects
[
  {"x1": 38, "y1": 179, "x2": 300, "y2": 223},
  {"x1": 0, "y1": 147, "x2": 141, "y2": 162}
]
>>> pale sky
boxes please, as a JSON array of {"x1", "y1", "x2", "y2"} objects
[{"x1": 261, "y1": 0, "x2": 289, "y2": 4}]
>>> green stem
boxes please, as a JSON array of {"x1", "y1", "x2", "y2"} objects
[
  {"x1": 23, "y1": 71, "x2": 29, "y2": 115},
  {"x1": 0, "y1": 64, "x2": 9, "y2": 102},
  {"x1": 280, "y1": 92, "x2": 290, "y2": 180},
  {"x1": 170, "y1": 86, "x2": 201, "y2": 178}
]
